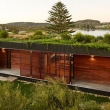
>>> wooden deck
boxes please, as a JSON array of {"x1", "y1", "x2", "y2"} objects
[
  {"x1": 0, "y1": 68, "x2": 110, "y2": 95},
  {"x1": 0, "y1": 68, "x2": 20, "y2": 76},
  {"x1": 71, "y1": 79, "x2": 110, "y2": 92}
]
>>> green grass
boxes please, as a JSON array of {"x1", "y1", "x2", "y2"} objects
[
  {"x1": 0, "y1": 80, "x2": 109, "y2": 103},
  {"x1": 84, "y1": 94, "x2": 110, "y2": 103},
  {"x1": 0, "y1": 81, "x2": 35, "y2": 97}
]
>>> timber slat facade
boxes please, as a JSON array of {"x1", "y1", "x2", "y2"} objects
[{"x1": 0, "y1": 42, "x2": 110, "y2": 84}]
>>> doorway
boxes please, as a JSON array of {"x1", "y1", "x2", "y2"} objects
[{"x1": 6, "y1": 50, "x2": 11, "y2": 69}]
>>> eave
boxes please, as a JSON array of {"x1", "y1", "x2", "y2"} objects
[{"x1": 0, "y1": 42, "x2": 110, "y2": 57}]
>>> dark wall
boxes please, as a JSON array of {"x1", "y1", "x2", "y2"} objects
[{"x1": 0, "y1": 49, "x2": 7, "y2": 68}]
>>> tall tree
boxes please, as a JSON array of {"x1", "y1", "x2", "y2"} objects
[{"x1": 46, "y1": 1, "x2": 73, "y2": 34}]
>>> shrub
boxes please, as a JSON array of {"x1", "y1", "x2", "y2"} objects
[
  {"x1": 96, "y1": 36, "x2": 103, "y2": 42},
  {"x1": 0, "y1": 82, "x2": 30, "y2": 110},
  {"x1": 80, "y1": 100, "x2": 101, "y2": 110},
  {"x1": 83, "y1": 34, "x2": 95, "y2": 43},
  {"x1": 103, "y1": 33, "x2": 110, "y2": 44},
  {"x1": 33, "y1": 30, "x2": 43, "y2": 36},
  {"x1": 60, "y1": 33, "x2": 71, "y2": 40},
  {"x1": 30, "y1": 30, "x2": 45, "y2": 40},
  {"x1": 73, "y1": 32, "x2": 85, "y2": 42},
  {"x1": 31, "y1": 77, "x2": 84, "y2": 110},
  {"x1": 0, "y1": 30, "x2": 9, "y2": 38},
  {"x1": 102, "y1": 102, "x2": 110, "y2": 110}
]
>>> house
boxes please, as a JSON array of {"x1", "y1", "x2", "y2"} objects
[{"x1": 0, "y1": 42, "x2": 110, "y2": 86}]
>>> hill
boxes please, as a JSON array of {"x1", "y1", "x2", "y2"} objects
[
  {"x1": 7, "y1": 22, "x2": 49, "y2": 31},
  {"x1": 75, "y1": 19, "x2": 100, "y2": 24},
  {"x1": 75, "y1": 19, "x2": 101, "y2": 29}
]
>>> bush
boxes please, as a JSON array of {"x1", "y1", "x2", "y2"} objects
[
  {"x1": 0, "y1": 82, "x2": 30, "y2": 110},
  {"x1": 30, "y1": 30, "x2": 45, "y2": 40},
  {"x1": 0, "y1": 30, "x2": 9, "y2": 38},
  {"x1": 31, "y1": 77, "x2": 84, "y2": 110},
  {"x1": 103, "y1": 33, "x2": 110, "y2": 44},
  {"x1": 29, "y1": 35, "x2": 46, "y2": 40},
  {"x1": 60, "y1": 33, "x2": 71, "y2": 40},
  {"x1": 96, "y1": 36, "x2": 103, "y2": 42},
  {"x1": 73, "y1": 32, "x2": 85, "y2": 42},
  {"x1": 33, "y1": 30, "x2": 43, "y2": 36},
  {"x1": 79, "y1": 101, "x2": 101, "y2": 110},
  {"x1": 83, "y1": 34, "x2": 95, "y2": 43},
  {"x1": 102, "y1": 102, "x2": 110, "y2": 110}
]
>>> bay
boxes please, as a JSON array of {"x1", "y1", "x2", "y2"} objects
[{"x1": 73, "y1": 30, "x2": 110, "y2": 37}]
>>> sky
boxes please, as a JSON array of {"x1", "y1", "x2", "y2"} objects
[{"x1": 0, "y1": 0, "x2": 110, "y2": 24}]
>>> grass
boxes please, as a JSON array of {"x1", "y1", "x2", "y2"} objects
[
  {"x1": 0, "y1": 81, "x2": 35, "y2": 97},
  {"x1": 84, "y1": 94, "x2": 110, "y2": 103},
  {"x1": 0, "y1": 80, "x2": 110, "y2": 103}
]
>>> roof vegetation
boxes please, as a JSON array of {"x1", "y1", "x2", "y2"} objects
[{"x1": 0, "y1": 30, "x2": 110, "y2": 50}]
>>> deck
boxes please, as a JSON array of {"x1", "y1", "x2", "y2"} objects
[
  {"x1": 0, "y1": 68, "x2": 110, "y2": 96},
  {"x1": 71, "y1": 79, "x2": 110, "y2": 92},
  {"x1": 0, "y1": 68, "x2": 20, "y2": 76}
]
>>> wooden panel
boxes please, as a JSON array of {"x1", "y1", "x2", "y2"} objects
[
  {"x1": 0, "y1": 49, "x2": 7, "y2": 68},
  {"x1": 32, "y1": 52, "x2": 40, "y2": 78},
  {"x1": 11, "y1": 50, "x2": 20, "y2": 69},
  {"x1": 74, "y1": 55, "x2": 110, "y2": 83},
  {"x1": 20, "y1": 50, "x2": 31, "y2": 77}
]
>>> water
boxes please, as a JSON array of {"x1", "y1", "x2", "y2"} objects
[{"x1": 72, "y1": 30, "x2": 110, "y2": 37}]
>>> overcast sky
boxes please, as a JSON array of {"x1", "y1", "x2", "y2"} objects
[{"x1": 0, "y1": 0, "x2": 110, "y2": 23}]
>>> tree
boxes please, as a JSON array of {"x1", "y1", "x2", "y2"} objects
[{"x1": 46, "y1": 1, "x2": 73, "y2": 34}]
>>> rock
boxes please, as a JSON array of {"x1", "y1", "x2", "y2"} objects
[{"x1": 7, "y1": 76, "x2": 18, "y2": 82}]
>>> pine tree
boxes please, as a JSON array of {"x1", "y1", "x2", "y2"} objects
[{"x1": 46, "y1": 2, "x2": 73, "y2": 34}]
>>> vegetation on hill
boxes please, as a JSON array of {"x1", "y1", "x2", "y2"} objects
[
  {"x1": 76, "y1": 19, "x2": 100, "y2": 24},
  {"x1": 75, "y1": 19, "x2": 100, "y2": 30},
  {"x1": 0, "y1": 22, "x2": 49, "y2": 33}
]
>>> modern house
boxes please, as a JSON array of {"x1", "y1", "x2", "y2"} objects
[{"x1": 0, "y1": 42, "x2": 110, "y2": 86}]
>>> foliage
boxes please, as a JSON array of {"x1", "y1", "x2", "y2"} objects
[
  {"x1": 73, "y1": 32, "x2": 85, "y2": 42},
  {"x1": 84, "y1": 93, "x2": 110, "y2": 103},
  {"x1": 0, "y1": 79, "x2": 109, "y2": 110},
  {"x1": 31, "y1": 77, "x2": 84, "y2": 110},
  {"x1": 102, "y1": 102, "x2": 110, "y2": 110},
  {"x1": 0, "y1": 30, "x2": 9, "y2": 38},
  {"x1": 79, "y1": 101, "x2": 101, "y2": 110},
  {"x1": 96, "y1": 36, "x2": 103, "y2": 42},
  {"x1": 74, "y1": 19, "x2": 100, "y2": 29},
  {"x1": 29, "y1": 35, "x2": 45, "y2": 40},
  {"x1": 0, "y1": 82, "x2": 30, "y2": 110},
  {"x1": 1, "y1": 32, "x2": 110, "y2": 51},
  {"x1": 33, "y1": 30, "x2": 43, "y2": 36},
  {"x1": 46, "y1": 1, "x2": 73, "y2": 34},
  {"x1": 83, "y1": 34, "x2": 95, "y2": 43},
  {"x1": 73, "y1": 33, "x2": 95, "y2": 43},
  {"x1": 103, "y1": 33, "x2": 110, "y2": 44},
  {"x1": 60, "y1": 32, "x2": 71, "y2": 40}
]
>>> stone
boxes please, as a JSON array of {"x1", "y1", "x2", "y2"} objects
[{"x1": 7, "y1": 76, "x2": 18, "y2": 82}]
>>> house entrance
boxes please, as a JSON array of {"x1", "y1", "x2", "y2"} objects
[{"x1": 6, "y1": 50, "x2": 11, "y2": 69}]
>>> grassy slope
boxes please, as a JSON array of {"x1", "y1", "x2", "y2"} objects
[{"x1": 0, "y1": 81, "x2": 109, "y2": 103}]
